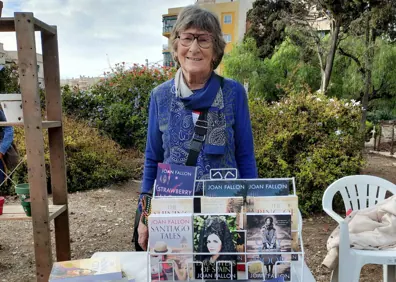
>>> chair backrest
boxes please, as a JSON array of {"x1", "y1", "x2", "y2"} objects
[{"x1": 323, "y1": 175, "x2": 396, "y2": 217}]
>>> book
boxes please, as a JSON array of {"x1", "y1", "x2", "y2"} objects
[
  {"x1": 246, "y1": 255, "x2": 291, "y2": 281},
  {"x1": 200, "y1": 196, "x2": 244, "y2": 228},
  {"x1": 148, "y1": 213, "x2": 194, "y2": 281},
  {"x1": 200, "y1": 197, "x2": 243, "y2": 213},
  {"x1": 49, "y1": 257, "x2": 122, "y2": 281},
  {"x1": 235, "y1": 229, "x2": 247, "y2": 273},
  {"x1": 203, "y1": 179, "x2": 291, "y2": 197},
  {"x1": 193, "y1": 214, "x2": 238, "y2": 280},
  {"x1": 151, "y1": 197, "x2": 194, "y2": 214},
  {"x1": 246, "y1": 213, "x2": 292, "y2": 254},
  {"x1": 245, "y1": 179, "x2": 291, "y2": 197},
  {"x1": 154, "y1": 163, "x2": 197, "y2": 197},
  {"x1": 203, "y1": 179, "x2": 247, "y2": 197},
  {"x1": 246, "y1": 196, "x2": 299, "y2": 249}
]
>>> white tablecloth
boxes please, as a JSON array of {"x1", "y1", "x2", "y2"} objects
[{"x1": 91, "y1": 252, "x2": 316, "y2": 282}]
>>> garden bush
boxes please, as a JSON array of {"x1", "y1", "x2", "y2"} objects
[
  {"x1": 0, "y1": 115, "x2": 140, "y2": 195},
  {"x1": 0, "y1": 63, "x2": 19, "y2": 93},
  {"x1": 250, "y1": 90, "x2": 364, "y2": 214},
  {"x1": 62, "y1": 63, "x2": 176, "y2": 151}
]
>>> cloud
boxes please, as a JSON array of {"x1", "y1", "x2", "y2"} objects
[{"x1": 0, "y1": 0, "x2": 193, "y2": 78}]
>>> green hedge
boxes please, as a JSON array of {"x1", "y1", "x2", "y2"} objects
[
  {"x1": 62, "y1": 63, "x2": 176, "y2": 151},
  {"x1": 0, "y1": 116, "x2": 140, "y2": 195},
  {"x1": 250, "y1": 91, "x2": 364, "y2": 214}
]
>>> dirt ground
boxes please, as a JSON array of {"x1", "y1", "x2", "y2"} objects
[{"x1": 0, "y1": 152, "x2": 395, "y2": 282}]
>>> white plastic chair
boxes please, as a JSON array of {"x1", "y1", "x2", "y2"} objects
[{"x1": 322, "y1": 175, "x2": 396, "y2": 282}]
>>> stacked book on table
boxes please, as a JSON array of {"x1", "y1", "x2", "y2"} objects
[{"x1": 49, "y1": 257, "x2": 134, "y2": 281}]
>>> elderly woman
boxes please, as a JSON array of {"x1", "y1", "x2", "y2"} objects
[{"x1": 134, "y1": 5, "x2": 257, "y2": 251}]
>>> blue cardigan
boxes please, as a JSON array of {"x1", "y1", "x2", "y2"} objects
[{"x1": 141, "y1": 75, "x2": 257, "y2": 193}]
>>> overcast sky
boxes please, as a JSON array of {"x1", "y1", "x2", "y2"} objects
[{"x1": 1, "y1": 0, "x2": 194, "y2": 78}]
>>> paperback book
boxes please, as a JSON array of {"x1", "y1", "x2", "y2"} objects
[
  {"x1": 200, "y1": 196, "x2": 244, "y2": 228},
  {"x1": 245, "y1": 179, "x2": 291, "y2": 197},
  {"x1": 247, "y1": 256, "x2": 291, "y2": 281},
  {"x1": 154, "y1": 163, "x2": 197, "y2": 197},
  {"x1": 246, "y1": 213, "x2": 292, "y2": 254},
  {"x1": 151, "y1": 197, "x2": 194, "y2": 214},
  {"x1": 203, "y1": 180, "x2": 246, "y2": 197},
  {"x1": 246, "y1": 196, "x2": 298, "y2": 249},
  {"x1": 148, "y1": 213, "x2": 194, "y2": 281},
  {"x1": 235, "y1": 229, "x2": 247, "y2": 272},
  {"x1": 193, "y1": 214, "x2": 238, "y2": 280},
  {"x1": 49, "y1": 257, "x2": 122, "y2": 281}
]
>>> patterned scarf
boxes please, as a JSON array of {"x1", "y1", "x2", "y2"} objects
[{"x1": 174, "y1": 68, "x2": 226, "y2": 155}]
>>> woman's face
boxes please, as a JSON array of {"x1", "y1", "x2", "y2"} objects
[
  {"x1": 207, "y1": 233, "x2": 222, "y2": 254},
  {"x1": 176, "y1": 27, "x2": 215, "y2": 78},
  {"x1": 265, "y1": 218, "x2": 271, "y2": 226}
]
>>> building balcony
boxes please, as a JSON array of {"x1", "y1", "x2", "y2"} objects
[
  {"x1": 162, "y1": 25, "x2": 174, "y2": 36},
  {"x1": 162, "y1": 15, "x2": 177, "y2": 37},
  {"x1": 162, "y1": 44, "x2": 170, "y2": 53}
]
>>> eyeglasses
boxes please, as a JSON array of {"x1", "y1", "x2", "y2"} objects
[{"x1": 177, "y1": 33, "x2": 213, "y2": 49}]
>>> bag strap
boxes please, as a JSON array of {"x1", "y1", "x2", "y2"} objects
[
  {"x1": 185, "y1": 76, "x2": 224, "y2": 167},
  {"x1": 185, "y1": 110, "x2": 208, "y2": 166},
  {"x1": 186, "y1": 76, "x2": 224, "y2": 213}
]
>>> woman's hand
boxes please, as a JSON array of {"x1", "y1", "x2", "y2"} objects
[{"x1": 138, "y1": 219, "x2": 148, "y2": 251}]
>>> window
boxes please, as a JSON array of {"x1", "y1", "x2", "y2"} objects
[
  {"x1": 223, "y1": 34, "x2": 232, "y2": 43},
  {"x1": 224, "y1": 14, "x2": 232, "y2": 24}
]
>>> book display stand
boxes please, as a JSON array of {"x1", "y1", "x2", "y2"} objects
[{"x1": 147, "y1": 168, "x2": 306, "y2": 282}]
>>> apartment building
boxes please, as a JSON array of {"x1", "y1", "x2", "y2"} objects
[
  {"x1": 0, "y1": 43, "x2": 45, "y2": 87},
  {"x1": 60, "y1": 76, "x2": 101, "y2": 91},
  {"x1": 162, "y1": 0, "x2": 254, "y2": 74}
]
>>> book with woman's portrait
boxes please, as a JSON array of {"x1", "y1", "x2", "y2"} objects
[
  {"x1": 245, "y1": 213, "x2": 292, "y2": 281},
  {"x1": 193, "y1": 214, "x2": 238, "y2": 280}
]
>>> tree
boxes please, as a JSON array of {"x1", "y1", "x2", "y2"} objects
[
  {"x1": 247, "y1": 0, "x2": 368, "y2": 93},
  {"x1": 336, "y1": 0, "x2": 396, "y2": 129},
  {"x1": 223, "y1": 37, "x2": 321, "y2": 101},
  {"x1": 223, "y1": 37, "x2": 280, "y2": 101},
  {"x1": 0, "y1": 63, "x2": 19, "y2": 93},
  {"x1": 247, "y1": 0, "x2": 306, "y2": 59}
]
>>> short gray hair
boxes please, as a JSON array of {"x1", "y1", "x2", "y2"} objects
[{"x1": 170, "y1": 5, "x2": 226, "y2": 70}]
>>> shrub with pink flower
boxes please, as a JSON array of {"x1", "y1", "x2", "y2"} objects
[{"x1": 62, "y1": 63, "x2": 176, "y2": 150}]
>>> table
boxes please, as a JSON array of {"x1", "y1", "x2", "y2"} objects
[{"x1": 91, "y1": 252, "x2": 317, "y2": 282}]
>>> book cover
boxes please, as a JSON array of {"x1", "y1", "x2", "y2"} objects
[
  {"x1": 148, "y1": 214, "x2": 194, "y2": 281},
  {"x1": 200, "y1": 197, "x2": 243, "y2": 213},
  {"x1": 235, "y1": 230, "x2": 246, "y2": 264},
  {"x1": 151, "y1": 197, "x2": 194, "y2": 214},
  {"x1": 245, "y1": 179, "x2": 291, "y2": 197},
  {"x1": 200, "y1": 196, "x2": 244, "y2": 228},
  {"x1": 246, "y1": 196, "x2": 299, "y2": 249},
  {"x1": 246, "y1": 255, "x2": 291, "y2": 281},
  {"x1": 154, "y1": 163, "x2": 197, "y2": 197},
  {"x1": 49, "y1": 257, "x2": 122, "y2": 281},
  {"x1": 203, "y1": 180, "x2": 247, "y2": 197},
  {"x1": 246, "y1": 213, "x2": 292, "y2": 254},
  {"x1": 193, "y1": 214, "x2": 238, "y2": 280}
]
